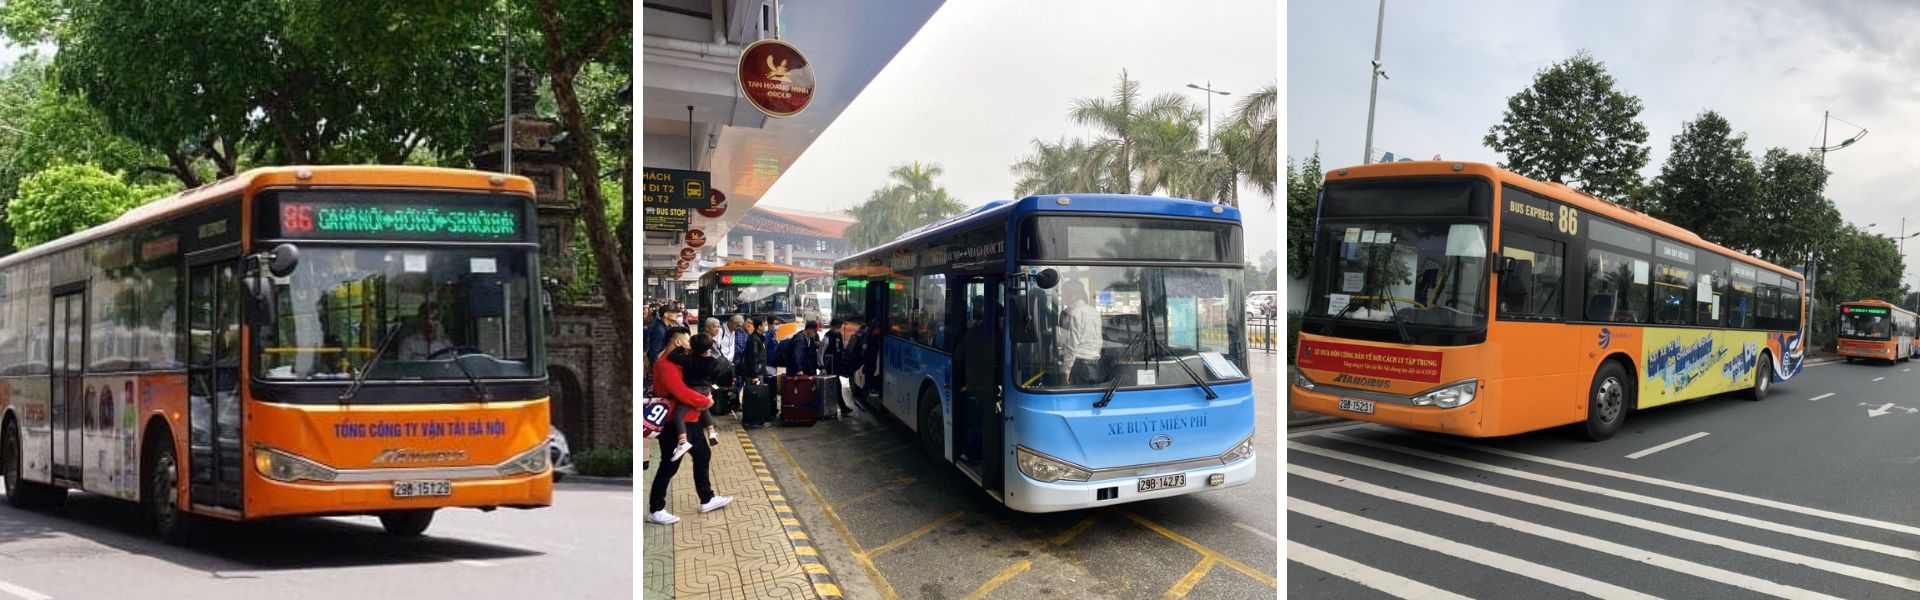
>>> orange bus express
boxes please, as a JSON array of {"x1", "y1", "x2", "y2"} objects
[
  {"x1": 1837, "y1": 300, "x2": 1917, "y2": 364},
  {"x1": 697, "y1": 259, "x2": 828, "y2": 340},
  {"x1": 0, "y1": 166, "x2": 552, "y2": 542},
  {"x1": 1290, "y1": 161, "x2": 1806, "y2": 441}
]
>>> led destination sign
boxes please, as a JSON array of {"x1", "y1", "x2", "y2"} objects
[{"x1": 264, "y1": 190, "x2": 529, "y2": 242}]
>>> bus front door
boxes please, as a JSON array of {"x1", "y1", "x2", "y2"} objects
[
  {"x1": 956, "y1": 276, "x2": 1004, "y2": 492},
  {"x1": 187, "y1": 256, "x2": 243, "y2": 512},
  {"x1": 49, "y1": 290, "x2": 82, "y2": 484}
]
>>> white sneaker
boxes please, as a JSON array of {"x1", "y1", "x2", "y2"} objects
[
  {"x1": 699, "y1": 496, "x2": 733, "y2": 513},
  {"x1": 670, "y1": 440, "x2": 692, "y2": 461},
  {"x1": 707, "y1": 432, "x2": 723, "y2": 447},
  {"x1": 647, "y1": 510, "x2": 680, "y2": 524}
]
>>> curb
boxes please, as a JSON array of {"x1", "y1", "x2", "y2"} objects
[
  {"x1": 737, "y1": 429, "x2": 845, "y2": 600},
  {"x1": 558, "y1": 474, "x2": 634, "y2": 487}
]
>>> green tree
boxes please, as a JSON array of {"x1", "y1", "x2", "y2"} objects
[
  {"x1": 1646, "y1": 111, "x2": 1758, "y2": 247},
  {"x1": 1069, "y1": 70, "x2": 1195, "y2": 195},
  {"x1": 1232, "y1": 84, "x2": 1277, "y2": 207},
  {"x1": 0, "y1": 55, "x2": 169, "y2": 250},
  {"x1": 846, "y1": 161, "x2": 965, "y2": 252},
  {"x1": 7, "y1": 163, "x2": 168, "y2": 249},
  {"x1": 1010, "y1": 136, "x2": 1106, "y2": 196},
  {"x1": 1483, "y1": 51, "x2": 1650, "y2": 201},
  {"x1": 1750, "y1": 148, "x2": 1838, "y2": 265},
  {"x1": 1285, "y1": 146, "x2": 1322, "y2": 279}
]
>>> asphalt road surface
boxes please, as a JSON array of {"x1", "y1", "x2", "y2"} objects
[
  {"x1": 1288, "y1": 357, "x2": 1920, "y2": 599},
  {"x1": 755, "y1": 353, "x2": 1281, "y2": 600},
  {"x1": 0, "y1": 480, "x2": 632, "y2": 600}
]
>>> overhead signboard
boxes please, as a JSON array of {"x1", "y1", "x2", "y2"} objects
[
  {"x1": 643, "y1": 205, "x2": 690, "y2": 232},
  {"x1": 643, "y1": 167, "x2": 711, "y2": 210},
  {"x1": 738, "y1": 39, "x2": 815, "y2": 118}
]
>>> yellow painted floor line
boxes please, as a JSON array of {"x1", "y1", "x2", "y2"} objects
[
  {"x1": 1162, "y1": 557, "x2": 1217, "y2": 599},
  {"x1": 963, "y1": 559, "x2": 1033, "y2": 600},
  {"x1": 1118, "y1": 509, "x2": 1276, "y2": 588},
  {"x1": 771, "y1": 430, "x2": 903, "y2": 600},
  {"x1": 833, "y1": 476, "x2": 918, "y2": 509},
  {"x1": 869, "y1": 510, "x2": 966, "y2": 557}
]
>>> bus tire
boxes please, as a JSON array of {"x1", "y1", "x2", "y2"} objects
[
  {"x1": 1745, "y1": 353, "x2": 1772, "y2": 401},
  {"x1": 144, "y1": 433, "x2": 194, "y2": 544},
  {"x1": 1581, "y1": 362, "x2": 1629, "y2": 442},
  {"x1": 918, "y1": 386, "x2": 945, "y2": 463},
  {"x1": 1845, "y1": 357, "x2": 1855, "y2": 364},
  {"x1": 379, "y1": 509, "x2": 435, "y2": 536}
]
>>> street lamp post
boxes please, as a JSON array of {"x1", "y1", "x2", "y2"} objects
[
  {"x1": 1809, "y1": 110, "x2": 1869, "y2": 337},
  {"x1": 1362, "y1": 0, "x2": 1387, "y2": 164},
  {"x1": 1185, "y1": 82, "x2": 1231, "y2": 152}
]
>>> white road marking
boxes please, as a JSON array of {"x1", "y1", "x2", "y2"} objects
[
  {"x1": 0, "y1": 579, "x2": 50, "y2": 600},
  {"x1": 1292, "y1": 499, "x2": 1660, "y2": 600},
  {"x1": 1288, "y1": 464, "x2": 1844, "y2": 600},
  {"x1": 1287, "y1": 541, "x2": 1473, "y2": 600},
  {"x1": 1625, "y1": 432, "x2": 1711, "y2": 459},
  {"x1": 1400, "y1": 430, "x2": 1920, "y2": 539},
  {"x1": 418, "y1": 553, "x2": 496, "y2": 568},
  {"x1": 1231, "y1": 521, "x2": 1276, "y2": 543},
  {"x1": 1874, "y1": 377, "x2": 1887, "y2": 382},
  {"x1": 1870, "y1": 403, "x2": 1898, "y2": 418},
  {"x1": 1810, "y1": 393, "x2": 1835, "y2": 401},
  {"x1": 1293, "y1": 442, "x2": 1920, "y2": 594},
  {"x1": 1317, "y1": 433, "x2": 1920, "y2": 561},
  {"x1": 1904, "y1": 368, "x2": 1911, "y2": 372}
]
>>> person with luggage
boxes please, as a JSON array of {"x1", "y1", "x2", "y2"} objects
[
  {"x1": 647, "y1": 328, "x2": 731, "y2": 524},
  {"x1": 791, "y1": 321, "x2": 821, "y2": 376}
]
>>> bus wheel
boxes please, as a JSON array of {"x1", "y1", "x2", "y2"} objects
[
  {"x1": 145, "y1": 436, "x2": 194, "y2": 543},
  {"x1": 1581, "y1": 362, "x2": 1628, "y2": 442},
  {"x1": 380, "y1": 510, "x2": 435, "y2": 536},
  {"x1": 1745, "y1": 354, "x2": 1772, "y2": 401},
  {"x1": 1845, "y1": 357, "x2": 1855, "y2": 364},
  {"x1": 918, "y1": 387, "x2": 945, "y2": 462}
]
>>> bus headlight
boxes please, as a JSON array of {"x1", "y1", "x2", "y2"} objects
[
  {"x1": 498, "y1": 443, "x2": 550, "y2": 476},
  {"x1": 1290, "y1": 367, "x2": 1316, "y2": 391},
  {"x1": 1411, "y1": 380, "x2": 1477, "y2": 408},
  {"x1": 1015, "y1": 447, "x2": 1091, "y2": 483},
  {"x1": 254, "y1": 447, "x2": 338, "y2": 483},
  {"x1": 1218, "y1": 436, "x2": 1255, "y2": 463}
]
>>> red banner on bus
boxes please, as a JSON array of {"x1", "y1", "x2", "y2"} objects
[{"x1": 1297, "y1": 340, "x2": 1443, "y2": 384}]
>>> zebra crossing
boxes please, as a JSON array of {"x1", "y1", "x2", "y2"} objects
[{"x1": 1287, "y1": 425, "x2": 1920, "y2": 599}]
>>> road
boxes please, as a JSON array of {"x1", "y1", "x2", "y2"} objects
[
  {"x1": 0, "y1": 480, "x2": 631, "y2": 600},
  {"x1": 1287, "y1": 357, "x2": 1920, "y2": 599},
  {"x1": 754, "y1": 352, "x2": 1281, "y2": 600}
]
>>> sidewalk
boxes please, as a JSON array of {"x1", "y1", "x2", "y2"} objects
[{"x1": 643, "y1": 420, "x2": 844, "y2": 600}]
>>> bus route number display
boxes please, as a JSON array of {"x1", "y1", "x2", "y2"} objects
[{"x1": 280, "y1": 202, "x2": 521, "y2": 240}]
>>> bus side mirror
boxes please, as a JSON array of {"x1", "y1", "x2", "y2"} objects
[
  {"x1": 269, "y1": 243, "x2": 300, "y2": 278},
  {"x1": 1010, "y1": 293, "x2": 1039, "y2": 343},
  {"x1": 1035, "y1": 268, "x2": 1060, "y2": 290},
  {"x1": 244, "y1": 265, "x2": 277, "y2": 342}
]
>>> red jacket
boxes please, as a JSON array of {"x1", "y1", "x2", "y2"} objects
[{"x1": 652, "y1": 354, "x2": 713, "y2": 423}]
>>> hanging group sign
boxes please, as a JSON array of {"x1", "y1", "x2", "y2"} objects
[{"x1": 738, "y1": 40, "x2": 815, "y2": 118}]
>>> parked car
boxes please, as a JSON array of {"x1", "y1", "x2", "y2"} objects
[
  {"x1": 1247, "y1": 291, "x2": 1278, "y2": 318},
  {"x1": 549, "y1": 427, "x2": 575, "y2": 481}
]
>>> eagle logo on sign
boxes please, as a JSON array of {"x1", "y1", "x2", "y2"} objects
[{"x1": 766, "y1": 55, "x2": 791, "y2": 82}]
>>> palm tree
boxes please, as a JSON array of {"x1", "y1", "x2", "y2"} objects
[
  {"x1": 1010, "y1": 136, "x2": 1110, "y2": 196},
  {"x1": 845, "y1": 161, "x2": 966, "y2": 251},
  {"x1": 1232, "y1": 84, "x2": 1277, "y2": 207},
  {"x1": 1068, "y1": 70, "x2": 1195, "y2": 195}
]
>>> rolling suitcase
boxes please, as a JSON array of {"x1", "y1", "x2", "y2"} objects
[
  {"x1": 743, "y1": 380, "x2": 777, "y2": 424},
  {"x1": 779, "y1": 374, "x2": 820, "y2": 426},
  {"x1": 817, "y1": 376, "x2": 844, "y2": 420}
]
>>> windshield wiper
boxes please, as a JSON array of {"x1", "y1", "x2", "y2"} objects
[
  {"x1": 444, "y1": 348, "x2": 494, "y2": 402},
  {"x1": 340, "y1": 317, "x2": 406, "y2": 403},
  {"x1": 1096, "y1": 322, "x2": 1151, "y2": 409}
]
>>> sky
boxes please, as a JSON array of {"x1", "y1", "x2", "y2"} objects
[
  {"x1": 1289, "y1": 0, "x2": 1920, "y2": 286},
  {"x1": 759, "y1": 0, "x2": 1280, "y2": 261}
]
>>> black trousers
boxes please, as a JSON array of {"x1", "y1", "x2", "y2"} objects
[
  {"x1": 647, "y1": 427, "x2": 714, "y2": 513},
  {"x1": 1070, "y1": 358, "x2": 1101, "y2": 385}
]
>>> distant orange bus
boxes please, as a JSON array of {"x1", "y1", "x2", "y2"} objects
[
  {"x1": 697, "y1": 259, "x2": 827, "y2": 340},
  {"x1": 1290, "y1": 161, "x2": 1806, "y2": 441},
  {"x1": 1837, "y1": 299, "x2": 1917, "y2": 363},
  {"x1": 1, "y1": 166, "x2": 552, "y2": 542}
]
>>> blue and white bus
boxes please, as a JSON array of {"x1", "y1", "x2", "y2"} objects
[{"x1": 832, "y1": 194, "x2": 1255, "y2": 512}]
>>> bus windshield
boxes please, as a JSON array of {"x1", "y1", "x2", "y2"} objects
[
  {"x1": 713, "y1": 272, "x2": 793, "y2": 316},
  {"x1": 1841, "y1": 310, "x2": 1893, "y2": 339},
  {"x1": 1015, "y1": 265, "x2": 1247, "y2": 391},
  {"x1": 1306, "y1": 221, "x2": 1489, "y2": 329},
  {"x1": 256, "y1": 246, "x2": 538, "y2": 381}
]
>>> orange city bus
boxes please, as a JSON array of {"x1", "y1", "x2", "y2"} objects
[
  {"x1": 1837, "y1": 299, "x2": 1917, "y2": 363},
  {"x1": 1290, "y1": 161, "x2": 1806, "y2": 441},
  {"x1": 697, "y1": 259, "x2": 827, "y2": 341},
  {"x1": 0, "y1": 166, "x2": 552, "y2": 541}
]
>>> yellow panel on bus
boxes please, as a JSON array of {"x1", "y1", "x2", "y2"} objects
[{"x1": 1639, "y1": 328, "x2": 1765, "y2": 408}]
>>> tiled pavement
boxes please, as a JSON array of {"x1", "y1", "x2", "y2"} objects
[{"x1": 643, "y1": 422, "x2": 843, "y2": 600}]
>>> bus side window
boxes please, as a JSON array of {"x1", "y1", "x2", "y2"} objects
[{"x1": 1497, "y1": 231, "x2": 1563, "y2": 319}]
